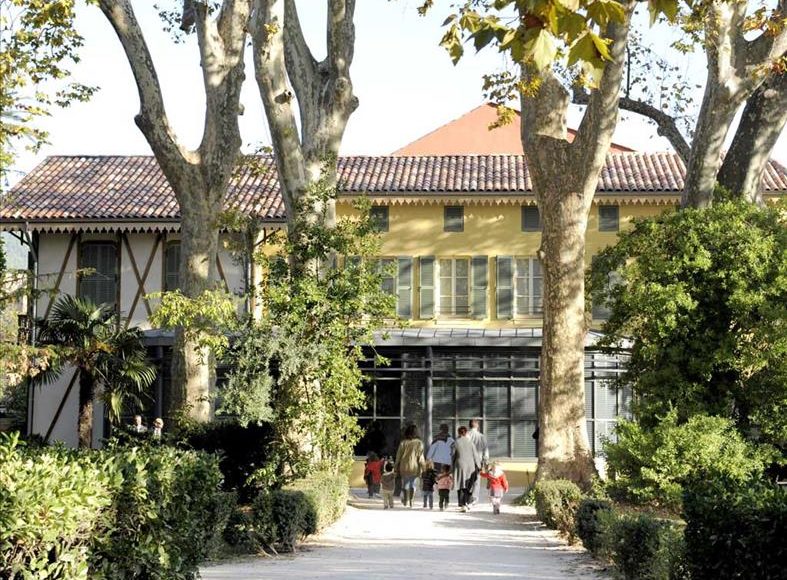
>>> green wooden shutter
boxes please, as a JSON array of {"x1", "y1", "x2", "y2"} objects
[
  {"x1": 397, "y1": 257, "x2": 412, "y2": 318},
  {"x1": 419, "y1": 256, "x2": 435, "y2": 319},
  {"x1": 471, "y1": 255, "x2": 488, "y2": 319},
  {"x1": 496, "y1": 256, "x2": 514, "y2": 319}
]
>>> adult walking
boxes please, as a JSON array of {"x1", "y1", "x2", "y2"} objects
[
  {"x1": 394, "y1": 424, "x2": 424, "y2": 508},
  {"x1": 467, "y1": 419, "x2": 489, "y2": 506},
  {"x1": 426, "y1": 423, "x2": 455, "y2": 473},
  {"x1": 453, "y1": 426, "x2": 481, "y2": 512}
]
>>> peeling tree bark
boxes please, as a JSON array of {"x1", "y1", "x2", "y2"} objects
[
  {"x1": 679, "y1": 0, "x2": 786, "y2": 207},
  {"x1": 524, "y1": 3, "x2": 634, "y2": 487},
  {"x1": 98, "y1": 0, "x2": 250, "y2": 422},
  {"x1": 250, "y1": 0, "x2": 358, "y2": 241},
  {"x1": 718, "y1": 71, "x2": 787, "y2": 205}
]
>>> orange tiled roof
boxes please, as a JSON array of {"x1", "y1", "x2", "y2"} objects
[{"x1": 2, "y1": 153, "x2": 785, "y2": 222}]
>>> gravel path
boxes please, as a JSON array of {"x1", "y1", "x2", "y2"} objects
[{"x1": 201, "y1": 489, "x2": 609, "y2": 579}]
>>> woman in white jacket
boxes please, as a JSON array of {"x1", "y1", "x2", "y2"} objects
[{"x1": 426, "y1": 423, "x2": 455, "y2": 474}]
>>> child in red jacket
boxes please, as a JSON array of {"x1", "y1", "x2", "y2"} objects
[
  {"x1": 480, "y1": 461, "x2": 509, "y2": 514},
  {"x1": 364, "y1": 452, "x2": 384, "y2": 498}
]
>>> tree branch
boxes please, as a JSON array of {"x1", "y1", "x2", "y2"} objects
[
  {"x1": 327, "y1": 0, "x2": 356, "y2": 77},
  {"x1": 718, "y1": 70, "x2": 787, "y2": 203},
  {"x1": 251, "y1": 0, "x2": 305, "y2": 214},
  {"x1": 572, "y1": 0, "x2": 635, "y2": 183},
  {"x1": 282, "y1": 0, "x2": 318, "y2": 139},
  {"x1": 97, "y1": 0, "x2": 188, "y2": 178},
  {"x1": 745, "y1": 0, "x2": 787, "y2": 67},
  {"x1": 574, "y1": 89, "x2": 691, "y2": 162}
]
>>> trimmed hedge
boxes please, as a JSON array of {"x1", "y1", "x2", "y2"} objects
[
  {"x1": 683, "y1": 477, "x2": 787, "y2": 579},
  {"x1": 609, "y1": 513, "x2": 687, "y2": 580},
  {"x1": 252, "y1": 471, "x2": 348, "y2": 552},
  {"x1": 0, "y1": 433, "x2": 231, "y2": 580},
  {"x1": 575, "y1": 498, "x2": 614, "y2": 556},
  {"x1": 533, "y1": 480, "x2": 582, "y2": 541},
  {"x1": 180, "y1": 421, "x2": 274, "y2": 502}
]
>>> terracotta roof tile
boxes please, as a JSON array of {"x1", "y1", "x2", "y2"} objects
[{"x1": 2, "y1": 153, "x2": 785, "y2": 222}]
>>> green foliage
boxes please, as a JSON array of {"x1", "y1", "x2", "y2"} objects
[
  {"x1": 608, "y1": 513, "x2": 687, "y2": 580},
  {"x1": 591, "y1": 201, "x2": 787, "y2": 450},
  {"x1": 91, "y1": 444, "x2": 232, "y2": 579},
  {"x1": 251, "y1": 471, "x2": 348, "y2": 553},
  {"x1": 37, "y1": 295, "x2": 156, "y2": 427},
  {"x1": 149, "y1": 288, "x2": 239, "y2": 360},
  {"x1": 575, "y1": 498, "x2": 614, "y2": 555},
  {"x1": 604, "y1": 411, "x2": 768, "y2": 510},
  {"x1": 0, "y1": 433, "x2": 115, "y2": 579},
  {"x1": 533, "y1": 479, "x2": 583, "y2": 540},
  {"x1": 683, "y1": 476, "x2": 787, "y2": 580},
  {"x1": 179, "y1": 420, "x2": 274, "y2": 502},
  {"x1": 0, "y1": 433, "x2": 231, "y2": 579},
  {"x1": 0, "y1": 0, "x2": 96, "y2": 184},
  {"x1": 425, "y1": 0, "x2": 672, "y2": 84},
  {"x1": 222, "y1": 181, "x2": 396, "y2": 480}
]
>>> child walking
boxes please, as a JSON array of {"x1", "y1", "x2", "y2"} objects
[
  {"x1": 436, "y1": 464, "x2": 454, "y2": 511},
  {"x1": 480, "y1": 461, "x2": 509, "y2": 514},
  {"x1": 364, "y1": 452, "x2": 384, "y2": 498},
  {"x1": 380, "y1": 461, "x2": 396, "y2": 509},
  {"x1": 421, "y1": 460, "x2": 437, "y2": 509}
]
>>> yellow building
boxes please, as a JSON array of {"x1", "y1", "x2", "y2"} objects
[{"x1": 2, "y1": 152, "x2": 786, "y2": 484}]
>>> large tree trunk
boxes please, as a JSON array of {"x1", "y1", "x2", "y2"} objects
[
  {"x1": 170, "y1": 200, "x2": 221, "y2": 421},
  {"x1": 537, "y1": 183, "x2": 595, "y2": 484},
  {"x1": 718, "y1": 71, "x2": 787, "y2": 205},
  {"x1": 99, "y1": 0, "x2": 249, "y2": 422},
  {"x1": 77, "y1": 371, "x2": 94, "y2": 449},
  {"x1": 521, "y1": 3, "x2": 633, "y2": 486}
]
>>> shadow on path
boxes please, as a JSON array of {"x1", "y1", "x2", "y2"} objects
[{"x1": 201, "y1": 488, "x2": 609, "y2": 579}]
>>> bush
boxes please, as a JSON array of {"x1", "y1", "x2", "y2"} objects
[
  {"x1": 683, "y1": 476, "x2": 787, "y2": 579},
  {"x1": 0, "y1": 434, "x2": 114, "y2": 579},
  {"x1": 609, "y1": 513, "x2": 687, "y2": 580},
  {"x1": 534, "y1": 480, "x2": 582, "y2": 541},
  {"x1": 575, "y1": 498, "x2": 614, "y2": 556},
  {"x1": 252, "y1": 471, "x2": 348, "y2": 552},
  {"x1": 0, "y1": 433, "x2": 232, "y2": 580},
  {"x1": 91, "y1": 444, "x2": 232, "y2": 579},
  {"x1": 180, "y1": 421, "x2": 274, "y2": 502},
  {"x1": 604, "y1": 411, "x2": 768, "y2": 510}
]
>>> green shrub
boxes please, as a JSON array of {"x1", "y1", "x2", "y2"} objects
[
  {"x1": 179, "y1": 421, "x2": 274, "y2": 502},
  {"x1": 0, "y1": 433, "x2": 232, "y2": 580},
  {"x1": 534, "y1": 480, "x2": 582, "y2": 540},
  {"x1": 604, "y1": 411, "x2": 768, "y2": 510},
  {"x1": 683, "y1": 476, "x2": 787, "y2": 579},
  {"x1": 251, "y1": 471, "x2": 348, "y2": 552},
  {"x1": 91, "y1": 445, "x2": 232, "y2": 579},
  {"x1": 575, "y1": 498, "x2": 614, "y2": 555},
  {"x1": 609, "y1": 513, "x2": 687, "y2": 580},
  {"x1": 222, "y1": 508, "x2": 260, "y2": 554},
  {"x1": 0, "y1": 434, "x2": 114, "y2": 580}
]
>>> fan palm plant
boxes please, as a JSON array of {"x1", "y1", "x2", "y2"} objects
[{"x1": 38, "y1": 295, "x2": 156, "y2": 448}]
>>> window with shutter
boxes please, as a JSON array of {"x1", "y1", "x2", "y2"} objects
[
  {"x1": 591, "y1": 256, "x2": 622, "y2": 320},
  {"x1": 370, "y1": 205, "x2": 389, "y2": 232},
  {"x1": 419, "y1": 256, "x2": 435, "y2": 318},
  {"x1": 443, "y1": 206, "x2": 464, "y2": 232},
  {"x1": 514, "y1": 256, "x2": 543, "y2": 316},
  {"x1": 396, "y1": 257, "x2": 412, "y2": 318},
  {"x1": 598, "y1": 205, "x2": 620, "y2": 231},
  {"x1": 521, "y1": 206, "x2": 540, "y2": 232},
  {"x1": 164, "y1": 242, "x2": 181, "y2": 291},
  {"x1": 79, "y1": 242, "x2": 118, "y2": 307},
  {"x1": 495, "y1": 256, "x2": 514, "y2": 319},
  {"x1": 471, "y1": 256, "x2": 488, "y2": 319},
  {"x1": 438, "y1": 257, "x2": 470, "y2": 317}
]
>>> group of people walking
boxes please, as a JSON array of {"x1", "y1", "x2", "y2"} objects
[{"x1": 364, "y1": 419, "x2": 509, "y2": 514}]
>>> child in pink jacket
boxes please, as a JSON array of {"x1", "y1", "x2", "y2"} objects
[{"x1": 436, "y1": 464, "x2": 454, "y2": 511}]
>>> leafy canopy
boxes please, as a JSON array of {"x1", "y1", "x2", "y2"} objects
[
  {"x1": 590, "y1": 201, "x2": 787, "y2": 449},
  {"x1": 0, "y1": 0, "x2": 96, "y2": 186}
]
